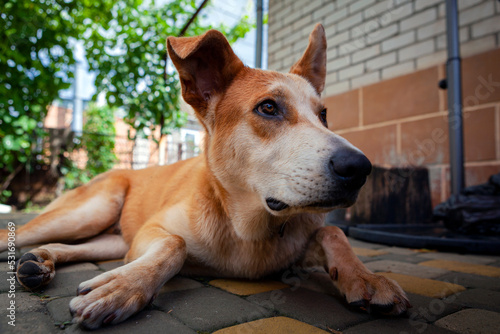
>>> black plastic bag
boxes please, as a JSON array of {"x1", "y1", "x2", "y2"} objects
[{"x1": 434, "y1": 173, "x2": 500, "y2": 235}]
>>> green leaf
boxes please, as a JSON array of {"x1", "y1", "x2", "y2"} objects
[{"x1": 2, "y1": 135, "x2": 20, "y2": 150}]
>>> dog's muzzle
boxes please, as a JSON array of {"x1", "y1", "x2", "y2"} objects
[
  {"x1": 266, "y1": 149, "x2": 372, "y2": 212},
  {"x1": 328, "y1": 148, "x2": 372, "y2": 189}
]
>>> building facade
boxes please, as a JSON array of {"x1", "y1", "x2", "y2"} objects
[{"x1": 268, "y1": 0, "x2": 500, "y2": 206}]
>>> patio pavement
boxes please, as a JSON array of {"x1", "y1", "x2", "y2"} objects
[{"x1": 1, "y1": 213, "x2": 500, "y2": 333}]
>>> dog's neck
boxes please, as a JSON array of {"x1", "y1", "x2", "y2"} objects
[
  {"x1": 206, "y1": 166, "x2": 287, "y2": 241},
  {"x1": 229, "y1": 192, "x2": 287, "y2": 241}
]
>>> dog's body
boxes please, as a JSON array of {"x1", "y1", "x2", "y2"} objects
[{"x1": 0, "y1": 24, "x2": 410, "y2": 329}]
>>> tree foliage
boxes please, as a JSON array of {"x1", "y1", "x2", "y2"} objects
[
  {"x1": 62, "y1": 103, "x2": 118, "y2": 189},
  {"x1": 0, "y1": 0, "x2": 119, "y2": 197},
  {"x1": 1, "y1": 0, "x2": 252, "y2": 201},
  {"x1": 84, "y1": 0, "x2": 252, "y2": 142}
]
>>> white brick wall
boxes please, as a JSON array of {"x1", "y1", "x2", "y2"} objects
[{"x1": 268, "y1": 0, "x2": 500, "y2": 97}]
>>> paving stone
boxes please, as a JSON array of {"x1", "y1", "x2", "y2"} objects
[
  {"x1": 378, "y1": 246, "x2": 419, "y2": 256},
  {"x1": 343, "y1": 318, "x2": 457, "y2": 334},
  {"x1": 347, "y1": 237, "x2": 385, "y2": 249},
  {"x1": 247, "y1": 287, "x2": 371, "y2": 331},
  {"x1": 378, "y1": 272, "x2": 466, "y2": 298},
  {"x1": 434, "y1": 309, "x2": 500, "y2": 334},
  {"x1": 420, "y1": 260, "x2": 500, "y2": 277},
  {"x1": 417, "y1": 252, "x2": 499, "y2": 265},
  {"x1": 66, "y1": 310, "x2": 196, "y2": 334},
  {"x1": 443, "y1": 288, "x2": 500, "y2": 312},
  {"x1": 0, "y1": 263, "x2": 17, "y2": 292},
  {"x1": 209, "y1": 278, "x2": 289, "y2": 296},
  {"x1": 291, "y1": 272, "x2": 340, "y2": 296},
  {"x1": 213, "y1": 316, "x2": 329, "y2": 334},
  {"x1": 0, "y1": 261, "x2": 12, "y2": 271},
  {"x1": 369, "y1": 253, "x2": 427, "y2": 264},
  {"x1": 42, "y1": 270, "x2": 101, "y2": 297},
  {"x1": 0, "y1": 248, "x2": 20, "y2": 261},
  {"x1": 158, "y1": 276, "x2": 204, "y2": 294},
  {"x1": 46, "y1": 296, "x2": 73, "y2": 323},
  {"x1": 0, "y1": 310, "x2": 58, "y2": 334},
  {"x1": 270, "y1": 267, "x2": 339, "y2": 296},
  {"x1": 97, "y1": 259, "x2": 124, "y2": 271},
  {"x1": 154, "y1": 287, "x2": 271, "y2": 332},
  {"x1": 405, "y1": 293, "x2": 463, "y2": 323},
  {"x1": 352, "y1": 247, "x2": 388, "y2": 257},
  {"x1": 436, "y1": 272, "x2": 500, "y2": 291},
  {"x1": 57, "y1": 262, "x2": 100, "y2": 274},
  {"x1": 366, "y1": 260, "x2": 449, "y2": 279},
  {"x1": 0, "y1": 290, "x2": 46, "y2": 314},
  {"x1": 357, "y1": 255, "x2": 372, "y2": 263}
]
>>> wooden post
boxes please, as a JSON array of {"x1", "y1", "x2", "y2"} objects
[{"x1": 350, "y1": 166, "x2": 433, "y2": 225}]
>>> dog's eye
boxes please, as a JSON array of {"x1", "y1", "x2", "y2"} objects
[
  {"x1": 320, "y1": 108, "x2": 328, "y2": 127},
  {"x1": 256, "y1": 100, "x2": 279, "y2": 116}
]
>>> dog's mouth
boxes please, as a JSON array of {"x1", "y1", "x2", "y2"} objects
[
  {"x1": 266, "y1": 197, "x2": 355, "y2": 212},
  {"x1": 265, "y1": 198, "x2": 289, "y2": 211}
]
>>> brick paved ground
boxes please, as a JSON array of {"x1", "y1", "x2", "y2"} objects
[{"x1": 1, "y1": 214, "x2": 500, "y2": 333}]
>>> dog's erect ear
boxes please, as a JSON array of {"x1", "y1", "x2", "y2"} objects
[
  {"x1": 167, "y1": 30, "x2": 244, "y2": 118},
  {"x1": 290, "y1": 23, "x2": 326, "y2": 95}
]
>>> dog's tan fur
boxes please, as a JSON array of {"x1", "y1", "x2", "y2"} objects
[{"x1": 0, "y1": 24, "x2": 410, "y2": 329}]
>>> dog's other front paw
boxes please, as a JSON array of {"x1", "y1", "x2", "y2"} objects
[
  {"x1": 16, "y1": 249, "x2": 55, "y2": 290},
  {"x1": 337, "y1": 269, "x2": 411, "y2": 315},
  {"x1": 69, "y1": 269, "x2": 154, "y2": 329}
]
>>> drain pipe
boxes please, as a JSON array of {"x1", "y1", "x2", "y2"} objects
[
  {"x1": 255, "y1": 0, "x2": 263, "y2": 68},
  {"x1": 443, "y1": 0, "x2": 465, "y2": 195},
  {"x1": 71, "y1": 60, "x2": 83, "y2": 137}
]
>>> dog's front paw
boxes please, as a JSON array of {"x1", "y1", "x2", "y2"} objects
[
  {"x1": 69, "y1": 269, "x2": 154, "y2": 329},
  {"x1": 337, "y1": 269, "x2": 411, "y2": 315},
  {"x1": 16, "y1": 249, "x2": 55, "y2": 290}
]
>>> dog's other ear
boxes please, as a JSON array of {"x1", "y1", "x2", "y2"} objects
[
  {"x1": 290, "y1": 23, "x2": 326, "y2": 95},
  {"x1": 167, "y1": 30, "x2": 244, "y2": 120}
]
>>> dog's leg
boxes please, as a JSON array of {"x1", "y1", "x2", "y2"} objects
[
  {"x1": 15, "y1": 234, "x2": 128, "y2": 290},
  {"x1": 0, "y1": 173, "x2": 128, "y2": 252},
  {"x1": 299, "y1": 226, "x2": 411, "y2": 315},
  {"x1": 69, "y1": 220, "x2": 187, "y2": 329}
]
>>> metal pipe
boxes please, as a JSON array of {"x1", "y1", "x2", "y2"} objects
[
  {"x1": 445, "y1": 0, "x2": 465, "y2": 195},
  {"x1": 72, "y1": 61, "x2": 83, "y2": 136},
  {"x1": 255, "y1": 0, "x2": 263, "y2": 68}
]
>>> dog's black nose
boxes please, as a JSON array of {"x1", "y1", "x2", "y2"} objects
[{"x1": 329, "y1": 149, "x2": 372, "y2": 180}]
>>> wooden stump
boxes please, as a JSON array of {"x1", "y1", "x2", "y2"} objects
[{"x1": 350, "y1": 165, "x2": 433, "y2": 225}]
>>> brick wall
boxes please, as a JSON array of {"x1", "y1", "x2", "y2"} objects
[
  {"x1": 44, "y1": 105, "x2": 72, "y2": 129},
  {"x1": 268, "y1": 0, "x2": 500, "y2": 96},
  {"x1": 268, "y1": 0, "x2": 500, "y2": 207},
  {"x1": 324, "y1": 48, "x2": 500, "y2": 207}
]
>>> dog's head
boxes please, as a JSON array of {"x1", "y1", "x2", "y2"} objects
[{"x1": 168, "y1": 24, "x2": 371, "y2": 217}]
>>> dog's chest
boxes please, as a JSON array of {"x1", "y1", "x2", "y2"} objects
[{"x1": 189, "y1": 217, "x2": 322, "y2": 279}]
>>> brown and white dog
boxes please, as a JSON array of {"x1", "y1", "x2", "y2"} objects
[{"x1": 0, "y1": 24, "x2": 410, "y2": 329}]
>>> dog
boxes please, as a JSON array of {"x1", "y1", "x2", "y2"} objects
[{"x1": 0, "y1": 24, "x2": 410, "y2": 329}]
